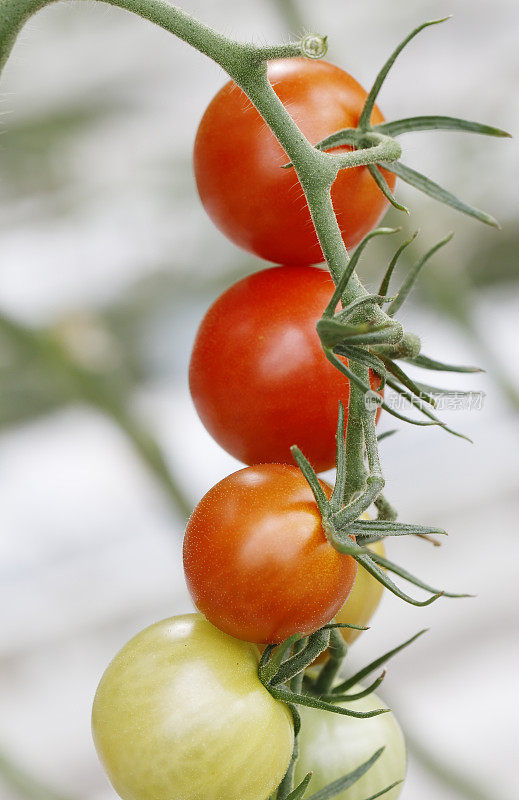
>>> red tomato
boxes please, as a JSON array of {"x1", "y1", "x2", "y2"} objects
[
  {"x1": 194, "y1": 58, "x2": 395, "y2": 266},
  {"x1": 183, "y1": 464, "x2": 357, "y2": 644},
  {"x1": 189, "y1": 265, "x2": 381, "y2": 473}
]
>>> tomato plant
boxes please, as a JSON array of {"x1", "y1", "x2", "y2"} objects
[
  {"x1": 92, "y1": 614, "x2": 294, "y2": 800},
  {"x1": 0, "y1": 7, "x2": 493, "y2": 798},
  {"x1": 194, "y1": 57, "x2": 395, "y2": 266},
  {"x1": 189, "y1": 265, "x2": 381, "y2": 473},
  {"x1": 183, "y1": 463, "x2": 357, "y2": 643},
  {"x1": 294, "y1": 686, "x2": 406, "y2": 799}
]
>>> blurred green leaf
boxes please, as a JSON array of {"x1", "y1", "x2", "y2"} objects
[
  {"x1": 0, "y1": 95, "x2": 128, "y2": 202},
  {"x1": 466, "y1": 223, "x2": 519, "y2": 286}
]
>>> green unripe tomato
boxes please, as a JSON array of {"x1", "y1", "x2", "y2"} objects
[
  {"x1": 294, "y1": 686, "x2": 406, "y2": 799},
  {"x1": 92, "y1": 614, "x2": 294, "y2": 800}
]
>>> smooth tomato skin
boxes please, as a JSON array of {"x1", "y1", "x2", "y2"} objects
[
  {"x1": 189, "y1": 265, "x2": 381, "y2": 473},
  {"x1": 183, "y1": 464, "x2": 358, "y2": 644},
  {"x1": 92, "y1": 614, "x2": 294, "y2": 800},
  {"x1": 294, "y1": 686, "x2": 406, "y2": 800},
  {"x1": 194, "y1": 58, "x2": 395, "y2": 266}
]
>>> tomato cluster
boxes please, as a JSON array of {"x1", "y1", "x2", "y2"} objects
[
  {"x1": 93, "y1": 56, "x2": 400, "y2": 800},
  {"x1": 186, "y1": 58, "x2": 387, "y2": 648}
]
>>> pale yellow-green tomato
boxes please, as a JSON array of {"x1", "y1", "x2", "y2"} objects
[
  {"x1": 336, "y1": 539, "x2": 386, "y2": 645},
  {"x1": 92, "y1": 614, "x2": 294, "y2": 800},
  {"x1": 294, "y1": 686, "x2": 406, "y2": 800}
]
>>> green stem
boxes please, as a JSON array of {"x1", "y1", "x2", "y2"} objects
[
  {"x1": 313, "y1": 627, "x2": 348, "y2": 695},
  {"x1": 333, "y1": 132, "x2": 402, "y2": 169},
  {"x1": 363, "y1": 394, "x2": 383, "y2": 480},
  {"x1": 293, "y1": 183, "x2": 395, "y2": 331},
  {"x1": 0, "y1": 0, "x2": 49, "y2": 72},
  {"x1": 276, "y1": 639, "x2": 307, "y2": 800},
  {"x1": 325, "y1": 359, "x2": 385, "y2": 530},
  {"x1": 301, "y1": 183, "x2": 351, "y2": 285},
  {"x1": 343, "y1": 361, "x2": 370, "y2": 503},
  {"x1": 0, "y1": 0, "x2": 296, "y2": 74},
  {"x1": 375, "y1": 494, "x2": 398, "y2": 521},
  {"x1": 222, "y1": 65, "x2": 394, "y2": 330},
  {"x1": 112, "y1": 410, "x2": 192, "y2": 518}
]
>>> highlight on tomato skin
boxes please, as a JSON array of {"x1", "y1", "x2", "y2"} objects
[
  {"x1": 92, "y1": 614, "x2": 295, "y2": 800},
  {"x1": 189, "y1": 265, "x2": 382, "y2": 474},
  {"x1": 194, "y1": 57, "x2": 395, "y2": 267},
  {"x1": 183, "y1": 463, "x2": 358, "y2": 644}
]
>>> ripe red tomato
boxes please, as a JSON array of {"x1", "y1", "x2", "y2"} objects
[
  {"x1": 194, "y1": 58, "x2": 395, "y2": 266},
  {"x1": 189, "y1": 265, "x2": 381, "y2": 473},
  {"x1": 183, "y1": 464, "x2": 357, "y2": 644}
]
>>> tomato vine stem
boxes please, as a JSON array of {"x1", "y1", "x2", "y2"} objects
[
  {"x1": 275, "y1": 638, "x2": 307, "y2": 800},
  {"x1": 0, "y1": 3, "x2": 477, "y2": 543},
  {"x1": 312, "y1": 627, "x2": 348, "y2": 696}
]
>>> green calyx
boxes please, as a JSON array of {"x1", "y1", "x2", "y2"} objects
[
  {"x1": 263, "y1": 627, "x2": 425, "y2": 800},
  {"x1": 290, "y1": 394, "x2": 470, "y2": 608},
  {"x1": 313, "y1": 225, "x2": 483, "y2": 446},
  {"x1": 311, "y1": 16, "x2": 509, "y2": 229},
  {"x1": 259, "y1": 626, "x2": 389, "y2": 719}
]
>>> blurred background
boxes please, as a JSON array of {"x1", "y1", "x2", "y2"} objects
[{"x1": 1, "y1": 0, "x2": 518, "y2": 798}]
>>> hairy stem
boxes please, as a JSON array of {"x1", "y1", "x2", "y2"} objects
[
  {"x1": 313, "y1": 627, "x2": 348, "y2": 695},
  {"x1": 0, "y1": 0, "x2": 291, "y2": 74},
  {"x1": 344, "y1": 362, "x2": 370, "y2": 502},
  {"x1": 276, "y1": 640, "x2": 307, "y2": 799}
]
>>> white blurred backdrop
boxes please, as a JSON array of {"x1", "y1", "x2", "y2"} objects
[{"x1": 1, "y1": 1, "x2": 518, "y2": 799}]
